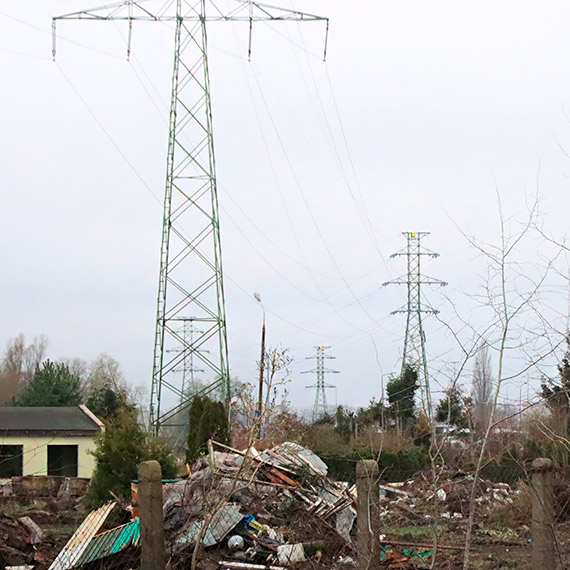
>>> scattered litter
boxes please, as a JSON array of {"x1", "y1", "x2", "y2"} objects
[
  {"x1": 219, "y1": 562, "x2": 285, "y2": 569},
  {"x1": 18, "y1": 516, "x2": 44, "y2": 545},
  {"x1": 41, "y1": 442, "x2": 520, "y2": 570},
  {"x1": 174, "y1": 504, "x2": 244, "y2": 550},
  {"x1": 228, "y1": 535, "x2": 245, "y2": 550},
  {"x1": 277, "y1": 543, "x2": 305, "y2": 564}
]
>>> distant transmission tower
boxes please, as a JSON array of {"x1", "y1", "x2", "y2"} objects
[
  {"x1": 302, "y1": 346, "x2": 339, "y2": 422},
  {"x1": 53, "y1": 1, "x2": 328, "y2": 434},
  {"x1": 382, "y1": 232, "x2": 446, "y2": 419},
  {"x1": 167, "y1": 318, "x2": 207, "y2": 404}
]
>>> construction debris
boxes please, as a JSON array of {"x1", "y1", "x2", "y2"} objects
[
  {"x1": 48, "y1": 502, "x2": 117, "y2": 570},
  {"x1": 159, "y1": 440, "x2": 357, "y2": 568},
  {"x1": 37, "y1": 443, "x2": 526, "y2": 569},
  {"x1": 0, "y1": 512, "x2": 52, "y2": 569}
]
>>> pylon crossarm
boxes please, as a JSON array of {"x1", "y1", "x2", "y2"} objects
[{"x1": 53, "y1": 0, "x2": 327, "y2": 23}]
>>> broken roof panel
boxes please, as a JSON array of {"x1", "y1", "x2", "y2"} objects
[
  {"x1": 48, "y1": 502, "x2": 115, "y2": 570},
  {"x1": 74, "y1": 518, "x2": 140, "y2": 567},
  {"x1": 259, "y1": 442, "x2": 328, "y2": 476}
]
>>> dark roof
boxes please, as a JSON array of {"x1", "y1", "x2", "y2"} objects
[{"x1": 0, "y1": 406, "x2": 103, "y2": 436}]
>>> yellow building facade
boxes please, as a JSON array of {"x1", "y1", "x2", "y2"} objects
[{"x1": 0, "y1": 405, "x2": 103, "y2": 479}]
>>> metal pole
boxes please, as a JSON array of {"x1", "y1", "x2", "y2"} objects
[{"x1": 254, "y1": 292, "x2": 265, "y2": 438}]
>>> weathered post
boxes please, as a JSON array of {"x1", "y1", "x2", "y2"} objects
[
  {"x1": 139, "y1": 460, "x2": 165, "y2": 570},
  {"x1": 531, "y1": 457, "x2": 556, "y2": 569},
  {"x1": 356, "y1": 460, "x2": 380, "y2": 570}
]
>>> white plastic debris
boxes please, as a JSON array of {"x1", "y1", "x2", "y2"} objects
[
  {"x1": 228, "y1": 535, "x2": 245, "y2": 550},
  {"x1": 277, "y1": 543, "x2": 306, "y2": 564},
  {"x1": 436, "y1": 488, "x2": 447, "y2": 501}
]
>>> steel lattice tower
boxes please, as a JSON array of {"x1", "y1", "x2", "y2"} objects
[
  {"x1": 302, "y1": 346, "x2": 339, "y2": 422},
  {"x1": 53, "y1": 0, "x2": 328, "y2": 434},
  {"x1": 167, "y1": 318, "x2": 207, "y2": 403},
  {"x1": 382, "y1": 232, "x2": 446, "y2": 419}
]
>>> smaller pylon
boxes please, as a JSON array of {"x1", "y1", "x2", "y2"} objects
[
  {"x1": 167, "y1": 318, "x2": 208, "y2": 402},
  {"x1": 302, "y1": 346, "x2": 339, "y2": 422}
]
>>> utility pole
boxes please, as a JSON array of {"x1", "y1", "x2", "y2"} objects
[
  {"x1": 52, "y1": 1, "x2": 329, "y2": 435},
  {"x1": 382, "y1": 232, "x2": 446, "y2": 419},
  {"x1": 253, "y1": 292, "x2": 265, "y2": 438},
  {"x1": 302, "y1": 346, "x2": 339, "y2": 422}
]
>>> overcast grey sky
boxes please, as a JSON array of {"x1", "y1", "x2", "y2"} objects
[{"x1": 2, "y1": 1, "x2": 570, "y2": 413}]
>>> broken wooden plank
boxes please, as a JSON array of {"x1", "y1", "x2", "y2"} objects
[
  {"x1": 48, "y1": 502, "x2": 116, "y2": 570},
  {"x1": 219, "y1": 562, "x2": 285, "y2": 570}
]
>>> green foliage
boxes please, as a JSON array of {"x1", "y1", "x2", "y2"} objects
[
  {"x1": 86, "y1": 385, "x2": 130, "y2": 420},
  {"x1": 355, "y1": 398, "x2": 387, "y2": 427},
  {"x1": 320, "y1": 446, "x2": 430, "y2": 484},
  {"x1": 85, "y1": 408, "x2": 178, "y2": 508},
  {"x1": 144, "y1": 436, "x2": 179, "y2": 479},
  {"x1": 482, "y1": 440, "x2": 570, "y2": 486},
  {"x1": 435, "y1": 385, "x2": 466, "y2": 427},
  {"x1": 374, "y1": 446, "x2": 430, "y2": 482},
  {"x1": 334, "y1": 406, "x2": 355, "y2": 441},
  {"x1": 481, "y1": 445, "x2": 526, "y2": 484},
  {"x1": 301, "y1": 423, "x2": 350, "y2": 458},
  {"x1": 386, "y1": 366, "x2": 418, "y2": 426},
  {"x1": 313, "y1": 413, "x2": 335, "y2": 426},
  {"x1": 13, "y1": 360, "x2": 82, "y2": 406},
  {"x1": 187, "y1": 395, "x2": 229, "y2": 463},
  {"x1": 85, "y1": 409, "x2": 145, "y2": 506},
  {"x1": 541, "y1": 335, "x2": 570, "y2": 435}
]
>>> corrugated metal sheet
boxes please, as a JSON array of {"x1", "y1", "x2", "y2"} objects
[
  {"x1": 174, "y1": 504, "x2": 243, "y2": 550},
  {"x1": 74, "y1": 519, "x2": 140, "y2": 567}
]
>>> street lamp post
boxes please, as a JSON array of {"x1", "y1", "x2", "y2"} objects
[{"x1": 253, "y1": 292, "x2": 266, "y2": 438}]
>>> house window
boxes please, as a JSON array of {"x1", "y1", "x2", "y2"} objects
[
  {"x1": 0, "y1": 445, "x2": 23, "y2": 478},
  {"x1": 47, "y1": 445, "x2": 78, "y2": 477}
]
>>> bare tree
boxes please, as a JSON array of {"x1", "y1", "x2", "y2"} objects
[
  {"x1": 472, "y1": 342, "x2": 493, "y2": 431},
  {"x1": 86, "y1": 353, "x2": 126, "y2": 392},
  {"x1": 0, "y1": 334, "x2": 48, "y2": 404},
  {"x1": 459, "y1": 195, "x2": 563, "y2": 569}
]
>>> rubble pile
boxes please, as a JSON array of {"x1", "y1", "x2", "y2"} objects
[
  {"x1": 377, "y1": 467, "x2": 516, "y2": 525},
  {"x1": 164, "y1": 441, "x2": 358, "y2": 569},
  {"x1": 30, "y1": 446, "x2": 528, "y2": 570},
  {"x1": 0, "y1": 511, "x2": 57, "y2": 570}
]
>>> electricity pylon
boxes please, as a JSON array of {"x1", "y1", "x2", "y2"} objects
[
  {"x1": 302, "y1": 346, "x2": 339, "y2": 422},
  {"x1": 167, "y1": 318, "x2": 207, "y2": 404},
  {"x1": 382, "y1": 232, "x2": 446, "y2": 419},
  {"x1": 52, "y1": 0, "x2": 328, "y2": 434}
]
